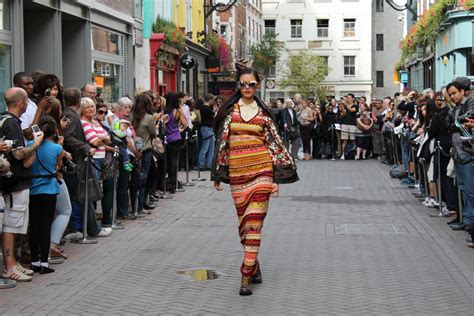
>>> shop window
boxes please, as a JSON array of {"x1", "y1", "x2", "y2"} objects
[
  {"x1": 93, "y1": 61, "x2": 121, "y2": 102},
  {"x1": 0, "y1": 0, "x2": 10, "y2": 31},
  {"x1": 92, "y1": 27, "x2": 122, "y2": 55},
  {"x1": 0, "y1": 44, "x2": 11, "y2": 112}
]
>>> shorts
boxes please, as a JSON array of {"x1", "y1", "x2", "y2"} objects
[
  {"x1": 341, "y1": 124, "x2": 358, "y2": 141},
  {"x1": 2, "y1": 189, "x2": 30, "y2": 234}
]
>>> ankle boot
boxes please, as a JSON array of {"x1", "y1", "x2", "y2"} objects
[
  {"x1": 239, "y1": 276, "x2": 253, "y2": 296},
  {"x1": 251, "y1": 266, "x2": 262, "y2": 284}
]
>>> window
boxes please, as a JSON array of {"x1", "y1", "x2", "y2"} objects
[
  {"x1": 93, "y1": 61, "x2": 122, "y2": 102},
  {"x1": 317, "y1": 19, "x2": 329, "y2": 38},
  {"x1": 467, "y1": 48, "x2": 474, "y2": 76},
  {"x1": 291, "y1": 19, "x2": 302, "y2": 38},
  {"x1": 376, "y1": 34, "x2": 384, "y2": 51},
  {"x1": 268, "y1": 60, "x2": 276, "y2": 77},
  {"x1": 92, "y1": 27, "x2": 122, "y2": 55},
  {"x1": 320, "y1": 56, "x2": 329, "y2": 75},
  {"x1": 376, "y1": 71, "x2": 384, "y2": 87},
  {"x1": 0, "y1": 44, "x2": 11, "y2": 112},
  {"x1": 220, "y1": 25, "x2": 227, "y2": 40},
  {"x1": 343, "y1": 18, "x2": 356, "y2": 37},
  {"x1": 344, "y1": 56, "x2": 355, "y2": 76},
  {"x1": 134, "y1": 0, "x2": 143, "y2": 19},
  {"x1": 0, "y1": 0, "x2": 10, "y2": 31},
  {"x1": 265, "y1": 20, "x2": 275, "y2": 35},
  {"x1": 376, "y1": 0, "x2": 384, "y2": 12}
]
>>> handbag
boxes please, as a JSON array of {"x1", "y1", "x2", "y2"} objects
[
  {"x1": 289, "y1": 126, "x2": 299, "y2": 140},
  {"x1": 152, "y1": 137, "x2": 165, "y2": 155},
  {"x1": 75, "y1": 159, "x2": 103, "y2": 203}
]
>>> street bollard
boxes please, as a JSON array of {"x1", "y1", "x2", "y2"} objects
[
  {"x1": 183, "y1": 131, "x2": 195, "y2": 187},
  {"x1": 111, "y1": 147, "x2": 124, "y2": 230},
  {"x1": 192, "y1": 130, "x2": 206, "y2": 181},
  {"x1": 72, "y1": 156, "x2": 98, "y2": 244}
]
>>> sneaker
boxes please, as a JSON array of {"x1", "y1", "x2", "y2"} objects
[
  {"x1": 2, "y1": 266, "x2": 33, "y2": 282},
  {"x1": 16, "y1": 263, "x2": 34, "y2": 276},
  {"x1": 96, "y1": 227, "x2": 112, "y2": 237},
  {"x1": 64, "y1": 232, "x2": 83, "y2": 240},
  {"x1": 422, "y1": 197, "x2": 434, "y2": 207}
]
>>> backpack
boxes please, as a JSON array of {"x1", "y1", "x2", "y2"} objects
[
  {"x1": 343, "y1": 143, "x2": 356, "y2": 160},
  {"x1": 0, "y1": 113, "x2": 15, "y2": 192}
]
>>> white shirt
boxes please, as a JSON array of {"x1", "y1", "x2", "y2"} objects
[
  {"x1": 288, "y1": 108, "x2": 294, "y2": 122},
  {"x1": 181, "y1": 104, "x2": 193, "y2": 130},
  {"x1": 20, "y1": 98, "x2": 37, "y2": 130}
]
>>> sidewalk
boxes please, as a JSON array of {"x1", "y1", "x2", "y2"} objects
[{"x1": 0, "y1": 161, "x2": 473, "y2": 315}]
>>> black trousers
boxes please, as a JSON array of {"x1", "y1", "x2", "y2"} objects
[
  {"x1": 166, "y1": 140, "x2": 182, "y2": 192},
  {"x1": 29, "y1": 194, "x2": 57, "y2": 263},
  {"x1": 300, "y1": 125, "x2": 312, "y2": 154}
]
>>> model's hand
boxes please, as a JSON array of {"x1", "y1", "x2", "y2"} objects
[
  {"x1": 271, "y1": 183, "x2": 279, "y2": 198},
  {"x1": 214, "y1": 181, "x2": 223, "y2": 191}
]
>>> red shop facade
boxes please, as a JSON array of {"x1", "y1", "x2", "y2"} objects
[{"x1": 150, "y1": 33, "x2": 179, "y2": 95}]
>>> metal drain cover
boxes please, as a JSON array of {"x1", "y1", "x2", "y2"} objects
[{"x1": 334, "y1": 223, "x2": 407, "y2": 235}]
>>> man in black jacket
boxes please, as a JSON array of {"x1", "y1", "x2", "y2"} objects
[
  {"x1": 446, "y1": 79, "x2": 474, "y2": 247},
  {"x1": 62, "y1": 88, "x2": 111, "y2": 238}
]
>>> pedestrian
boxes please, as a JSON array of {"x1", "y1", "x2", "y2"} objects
[
  {"x1": 212, "y1": 67, "x2": 298, "y2": 296},
  {"x1": 198, "y1": 94, "x2": 215, "y2": 171},
  {"x1": 297, "y1": 99, "x2": 314, "y2": 160}
]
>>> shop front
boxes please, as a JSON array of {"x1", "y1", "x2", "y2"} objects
[
  {"x1": 150, "y1": 33, "x2": 179, "y2": 95},
  {"x1": 435, "y1": 10, "x2": 474, "y2": 90}
]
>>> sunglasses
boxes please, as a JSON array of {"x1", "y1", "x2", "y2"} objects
[
  {"x1": 97, "y1": 110, "x2": 107, "y2": 115},
  {"x1": 237, "y1": 80, "x2": 258, "y2": 89}
]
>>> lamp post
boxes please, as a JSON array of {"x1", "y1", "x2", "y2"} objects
[{"x1": 385, "y1": 0, "x2": 417, "y2": 18}]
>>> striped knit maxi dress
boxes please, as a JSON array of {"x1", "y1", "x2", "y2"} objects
[{"x1": 228, "y1": 104, "x2": 274, "y2": 277}]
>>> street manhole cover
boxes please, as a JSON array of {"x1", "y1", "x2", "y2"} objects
[
  {"x1": 176, "y1": 269, "x2": 221, "y2": 282},
  {"x1": 334, "y1": 223, "x2": 407, "y2": 235}
]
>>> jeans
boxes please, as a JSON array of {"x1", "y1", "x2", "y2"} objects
[
  {"x1": 51, "y1": 181, "x2": 72, "y2": 244},
  {"x1": 455, "y1": 160, "x2": 474, "y2": 225},
  {"x1": 401, "y1": 137, "x2": 411, "y2": 174},
  {"x1": 199, "y1": 127, "x2": 215, "y2": 168},
  {"x1": 137, "y1": 149, "x2": 152, "y2": 212},
  {"x1": 117, "y1": 161, "x2": 131, "y2": 217}
]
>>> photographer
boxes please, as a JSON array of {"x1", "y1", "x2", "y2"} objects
[
  {"x1": 1, "y1": 87, "x2": 43, "y2": 282},
  {"x1": 446, "y1": 79, "x2": 474, "y2": 247}
]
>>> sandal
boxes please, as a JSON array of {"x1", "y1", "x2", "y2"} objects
[
  {"x1": 51, "y1": 247, "x2": 69, "y2": 259},
  {"x1": 2, "y1": 266, "x2": 33, "y2": 282}
]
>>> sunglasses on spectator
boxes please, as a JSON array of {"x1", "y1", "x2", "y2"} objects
[
  {"x1": 238, "y1": 81, "x2": 258, "y2": 89},
  {"x1": 97, "y1": 110, "x2": 107, "y2": 115}
]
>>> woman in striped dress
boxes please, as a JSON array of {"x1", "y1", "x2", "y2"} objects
[{"x1": 212, "y1": 67, "x2": 298, "y2": 296}]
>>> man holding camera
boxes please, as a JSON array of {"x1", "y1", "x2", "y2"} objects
[
  {"x1": 446, "y1": 79, "x2": 474, "y2": 244},
  {"x1": 1, "y1": 87, "x2": 44, "y2": 282}
]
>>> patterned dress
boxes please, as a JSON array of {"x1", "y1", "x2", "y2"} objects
[{"x1": 228, "y1": 103, "x2": 274, "y2": 277}]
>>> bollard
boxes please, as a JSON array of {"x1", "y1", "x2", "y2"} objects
[
  {"x1": 183, "y1": 131, "x2": 195, "y2": 187},
  {"x1": 72, "y1": 156, "x2": 98, "y2": 244},
  {"x1": 160, "y1": 136, "x2": 172, "y2": 199},
  {"x1": 111, "y1": 147, "x2": 124, "y2": 230},
  {"x1": 192, "y1": 129, "x2": 206, "y2": 181}
]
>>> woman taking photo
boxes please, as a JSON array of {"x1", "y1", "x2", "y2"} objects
[
  {"x1": 29, "y1": 116, "x2": 68, "y2": 274},
  {"x1": 297, "y1": 100, "x2": 314, "y2": 160},
  {"x1": 212, "y1": 67, "x2": 298, "y2": 296}
]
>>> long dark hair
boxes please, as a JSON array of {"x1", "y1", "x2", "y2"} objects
[
  {"x1": 131, "y1": 93, "x2": 153, "y2": 129},
  {"x1": 165, "y1": 91, "x2": 180, "y2": 114},
  {"x1": 213, "y1": 67, "x2": 262, "y2": 132},
  {"x1": 36, "y1": 74, "x2": 64, "y2": 108}
]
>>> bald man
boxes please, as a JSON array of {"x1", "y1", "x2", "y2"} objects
[{"x1": 1, "y1": 87, "x2": 44, "y2": 282}]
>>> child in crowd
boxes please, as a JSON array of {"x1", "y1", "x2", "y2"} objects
[{"x1": 112, "y1": 119, "x2": 134, "y2": 171}]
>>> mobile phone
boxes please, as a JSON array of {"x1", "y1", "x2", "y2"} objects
[
  {"x1": 45, "y1": 88, "x2": 51, "y2": 97},
  {"x1": 31, "y1": 124, "x2": 42, "y2": 137}
]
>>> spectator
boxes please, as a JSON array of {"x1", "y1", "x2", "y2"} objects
[
  {"x1": 311, "y1": 103, "x2": 323, "y2": 159},
  {"x1": 62, "y1": 88, "x2": 111, "y2": 238},
  {"x1": 35, "y1": 74, "x2": 64, "y2": 108},
  {"x1": 198, "y1": 94, "x2": 215, "y2": 171},
  {"x1": 164, "y1": 92, "x2": 188, "y2": 193},
  {"x1": 340, "y1": 94, "x2": 359, "y2": 160},
  {"x1": 446, "y1": 80, "x2": 474, "y2": 242},
  {"x1": 355, "y1": 102, "x2": 373, "y2": 160},
  {"x1": 81, "y1": 83, "x2": 97, "y2": 102},
  {"x1": 372, "y1": 98, "x2": 387, "y2": 159},
  {"x1": 28, "y1": 115, "x2": 68, "y2": 274},
  {"x1": 281, "y1": 99, "x2": 299, "y2": 159},
  {"x1": 1, "y1": 87, "x2": 42, "y2": 282},
  {"x1": 130, "y1": 93, "x2": 157, "y2": 213},
  {"x1": 297, "y1": 100, "x2": 314, "y2": 160}
]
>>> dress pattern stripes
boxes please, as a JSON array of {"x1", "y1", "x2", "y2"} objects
[{"x1": 228, "y1": 104, "x2": 273, "y2": 277}]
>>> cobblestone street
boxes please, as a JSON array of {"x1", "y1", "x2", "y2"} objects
[{"x1": 1, "y1": 160, "x2": 473, "y2": 315}]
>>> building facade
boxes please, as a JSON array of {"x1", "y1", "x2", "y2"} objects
[
  {"x1": 372, "y1": 0, "x2": 404, "y2": 99},
  {"x1": 262, "y1": 0, "x2": 373, "y2": 100},
  {"x1": 0, "y1": 0, "x2": 137, "y2": 112}
]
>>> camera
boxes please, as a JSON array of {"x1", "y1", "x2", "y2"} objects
[
  {"x1": 61, "y1": 158, "x2": 78, "y2": 174},
  {"x1": 45, "y1": 88, "x2": 51, "y2": 96},
  {"x1": 31, "y1": 124, "x2": 42, "y2": 137}
]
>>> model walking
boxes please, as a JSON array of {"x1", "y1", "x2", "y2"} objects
[{"x1": 212, "y1": 67, "x2": 298, "y2": 296}]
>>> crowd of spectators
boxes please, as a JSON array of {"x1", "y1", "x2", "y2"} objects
[
  {"x1": 0, "y1": 71, "x2": 222, "y2": 285},
  {"x1": 267, "y1": 77, "x2": 473, "y2": 249}
]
